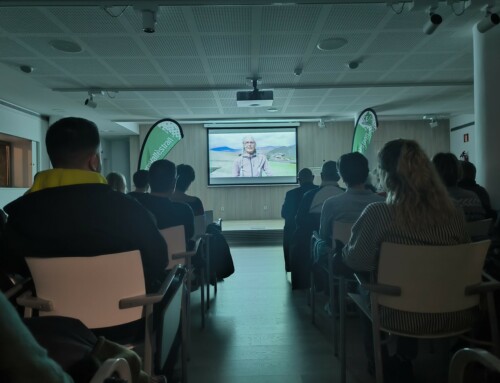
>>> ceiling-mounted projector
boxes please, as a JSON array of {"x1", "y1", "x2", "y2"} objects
[{"x1": 237, "y1": 78, "x2": 273, "y2": 107}]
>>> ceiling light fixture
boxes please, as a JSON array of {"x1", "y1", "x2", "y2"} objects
[
  {"x1": 84, "y1": 92, "x2": 97, "y2": 109},
  {"x1": 293, "y1": 66, "x2": 303, "y2": 76},
  {"x1": 49, "y1": 39, "x2": 83, "y2": 53},
  {"x1": 19, "y1": 65, "x2": 34, "y2": 74},
  {"x1": 477, "y1": 7, "x2": 500, "y2": 33},
  {"x1": 316, "y1": 37, "x2": 348, "y2": 51},
  {"x1": 318, "y1": 119, "x2": 326, "y2": 128},
  {"x1": 423, "y1": 8, "x2": 443, "y2": 35},
  {"x1": 346, "y1": 61, "x2": 359, "y2": 70},
  {"x1": 134, "y1": 5, "x2": 158, "y2": 33}
]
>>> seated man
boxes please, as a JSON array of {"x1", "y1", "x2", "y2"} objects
[
  {"x1": 1, "y1": 117, "x2": 167, "y2": 293},
  {"x1": 432, "y1": 153, "x2": 486, "y2": 222},
  {"x1": 169, "y1": 164, "x2": 204, "y2": 216},
  {"x1": 128, "y1": 169, "x2": 150, "y2": 199},
  {"x1": 458, "y1": 161, "x2": 497, "y2": 221},
  {"x1": 318, "y1": 152, "x2": 383, "y2": 258},
  {"x1": 133, "y1": 160, "x2": 195, "y2": 247},
  {"x1": 281, "y1": 168, "x2": 317, "y2": 272},
  {"x1": 290, "y1": 161, "x2": 344, "y2": 289}
]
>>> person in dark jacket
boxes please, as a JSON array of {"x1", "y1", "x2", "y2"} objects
[
  {"x1": 133, "y1": 159, "x2": 195, "y2": 246},
  {"x1": 1, "y1": 117, "x2": 167, "y2": 293},
  {"x1": 170, "y1": 164, "x2": 204, "y2": 216},
  {"x1": 280, "y1": 168, "x2": 317, "y2": 272}
]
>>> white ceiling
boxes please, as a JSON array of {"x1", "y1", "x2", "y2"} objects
[{"x1": 0, "y1": 1, "x2": 498, "y2": 135}]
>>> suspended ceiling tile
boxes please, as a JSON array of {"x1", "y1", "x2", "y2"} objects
[
  {"x1": 179, "y1": 90, "x2": 214, "y2": 99},
  {"x1": 104, "y1": 58, "x2": 159, "y2": 76},
  {"x1": 202, "y1": 35, "x2": 252, "y2": 56},
  {"x1": 168, "y1": 75, "x2": 210, "y2": 86},
  {"x1": 287, "y1": 97, "x2": 324, "y2": 106},
  {"x1": 33, "y1": 75, "x2": 83, "y2": 88},
  {"x1": 207, "y1": 57, "x2": 251, "y2": 74},
  {"x1": 139, "y1": 91, "x2": 179, "y2": 99},
  {"x1": 147, "y1": 99, "x2": 185, "y2": 108},
  {"x1": 444, "y1": 53, "x2": 473, "y2": 70},
  {"x1": 383, "y1": 70, "x2": 430, "y2": 82},
  {"x1": 48, "y1": 7, "x2": 129, "y2": 34},
  {"x1": 141, "y1": 35, "x2": 198, "y2": 57},
  {"x1": 189, "y1": 107, "x2": 221, "y2": 115},
  {"x1": 424, "y1": 69, "x2": 473, "y2": 82},
  {"x1": 396, "y1": 53, "x2": 456, "y2": 71},
  {"x1": 186, "y1": 98, "x2": 219, "y2": 108},
  {"x1": 0, "y1": 37, "x2": 38, "y2": 57},
  {"x1": 0, "y1": 8, "x2": 64, "y2": 33},
  {"x1": 416, "y1": 33, "x2": 472, "y2": 53},
  {"x1": 121, "y1": 75, "x2": 167, "y2": 87},
  {"x1": 260, "y1": 34, "x2": 311, "y2": 56},
  {"x1": 212, "y1": 74, "x2": 248, "y2": 86},
  {"x1": 365, "y1": 31, "x2": 424, "y2": 54},
  {"x1": 322, "y1": 4, "x2": 389, "y2": 32},
  {"x1": 17, "y1": 37, "x2": 92, "y2": 58},
  {"x1": 262, "y1": 5, "x2": 322, "y2": 33},
  {"x1": 193, "y1": 6, "x2": 252, "y2": 33},
  {"x1": 258, "y1": 57, "x2": 302, "y2": 73},
  {"x1": 306, "y1": 56, "x2": 352, "y2": 72},
  {"x1": 292, "y1": 89, "x2": 330, "y2": 98},
  {"x1": 51, "y1": 58, "x2": 112, "y2": 75},
  {"x1": 156, "y1": 58, "x2": 205, "y2": 75},
  {"x1": 313, "y1": 33, "x2": 372, "y2": 55},
  {"x1": 80, "y1": 37, "x2": 145, "y2": 57}
]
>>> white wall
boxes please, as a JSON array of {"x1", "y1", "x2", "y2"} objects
[
  {"x1": 109, "y1": 139, "x2": 131, "y2": 192},
  {"x1": 450, "y1": 114, "x2": 475, "y2": 163},
  {"x1": 0, "y1": 103, "x2": 49, "y2": 208}
]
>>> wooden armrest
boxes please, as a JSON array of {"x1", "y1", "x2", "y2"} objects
[
  {"x1": 16, "y1": 291, "x2": 54, "y2": 311},
  {"x1": 466, "y1": 281, "x2": 500, "y2": 295},
  {"x1": 120, "y1": 265, "x2": 183, "y2": 309},
  {"x1": 312, "y1": 231, "x2": 321, "y2": 241},
  {"x1": 353, "y1": 273, "x2": 400, "y2": 295},
  {"x1": 4, "y1": 277, "x2": 32, "y2": 299},
  {"x1": 482, "y1": 271, "x2": 498, "y2": 282},
  {"x1": 172, "y1": 250, "x2": 197, "y2": 261}
]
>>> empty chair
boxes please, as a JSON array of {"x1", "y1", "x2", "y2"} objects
[
  {"x1": 16, "y1": 250, "x2": 187, "y2": 379},
  {"x1": 343, "y1": 240, "x2": 500, "y2": 383},
  {"x1": 448, "y1": 348, "x2": 500, "y2": 383}
]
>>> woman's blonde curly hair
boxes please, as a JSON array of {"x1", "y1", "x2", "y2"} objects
[{"x1": 378, "y1": 139, "x2": 455, "y2": 230}]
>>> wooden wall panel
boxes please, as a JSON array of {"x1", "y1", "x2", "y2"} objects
[{"x1": 139, "y1": 119, "x2": 450, "y2": 220}]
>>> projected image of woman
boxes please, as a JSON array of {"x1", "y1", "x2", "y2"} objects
[{"x1": 233, "y1": 136, "x2": 273, "y2": 177}]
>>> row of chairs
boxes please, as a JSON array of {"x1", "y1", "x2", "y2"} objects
[
  {"x1": 7, "y1": 210, "x2": 221, "y2": 383},
  {"x1": 309, "y1": 218, "x2": 500, "y2": 383}
]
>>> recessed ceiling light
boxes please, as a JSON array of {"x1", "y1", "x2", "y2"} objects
[
  {"x1": 267, "y1": 107, "x2": 279, "y2": 112},
  {"x1": 49, "y1": 40, "x2": 83, "y2": 53},
  {"x1": 316, "y1": 38, "x2": 348, "y2": 51}
]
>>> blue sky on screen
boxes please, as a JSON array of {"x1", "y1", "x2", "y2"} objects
[{"x1": 209, "y1": 132, "x2": 296, "y2": 150}]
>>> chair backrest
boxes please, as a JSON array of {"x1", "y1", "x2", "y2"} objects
[
  {"x1": 333, "y1": 221, "x2": 353, "y2": 244},
  {"x1": 160, "y1": 225, "x2": 187, "y2": 268},
  {"x1": 26, "y1": 251, "x2": 145, "y2": 328},
  {"x1": 193, "y1": 214, "x2": 206, "y2": 240},
  {"x1": 466, "y1": 218, "x2": 493, "y2": 239},
  {"x1": 376, "y1": 240, "x2": 491, "y2": 313}
]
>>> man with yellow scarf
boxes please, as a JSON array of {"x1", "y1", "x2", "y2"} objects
[{"x1": 1, "y1": 117, "x2": 167, "y2": 293}]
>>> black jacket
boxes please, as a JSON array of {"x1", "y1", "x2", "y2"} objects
[{"x1": 2, "y1": 184, "x2": 168, "y2": 292}]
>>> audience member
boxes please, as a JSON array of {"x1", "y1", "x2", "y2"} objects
[
  {"x1": 106, "y1": 171, "x2": 127, "y2": 193},
  {"x1": 342, "y1": 139, "x2": 470, "y2": 381},
  {"x1": 170, "y1": 164, "x2": 204, "y2": 216},
  {"x1": 432, "y1": 152, "x2": 486, "y2": 221},
  {"x1": 128, "y1": 169, "x2": 149, "y2": 198},
  {"x1": 1, "y1": 117, "x2": 167, "y2": 292},
  {"x1": 281, "y1": 168, "x2": 318, "y2": 272},
  {"x1": 319, "y1": 152, "x2": 383, "y2": 246},
  {"x1": 133, "y1": 159, "x2": 195, "y2": 246},
  {"x1": 290, "y1": 161, "x2": 343, "y2": 289},
  {"x1": 458, "y1": 160, "x2": 497, "y2": 220}
]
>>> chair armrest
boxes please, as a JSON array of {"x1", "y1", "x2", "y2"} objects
[
  {"x1": 4, "y1": 277, "x2": 32, "y2": 300},
  {"x1": 120, "y1": 265, "x2": 183, "y2": 309},
  {"x1": 482, "y1": 271, "x2": 498, "y2": 282},
  {"x1": 312, "y1": 230, "x2": 321, "y2": 241},
  {"x1": 465, "y1": 281, "x2": 500, "y2": 295},
  {"x1": 16, "y1": 290, "x2": 54, "y2": 311},
  {"x1": 353, "y1": 273, "x2": 401, "y2": 296}
]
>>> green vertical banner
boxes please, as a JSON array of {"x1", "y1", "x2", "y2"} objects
[
  {"x1": 138, "y1": 118, "x2": 184, "y2": 171},
  {"x1": 351, "y1": 108, "x2": 378, "y2": 154}
]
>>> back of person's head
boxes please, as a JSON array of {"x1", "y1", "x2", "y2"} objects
[
  {"x1": 432, "y1": 152, "x2": 460, "y2": 187},
  {"x1": 175, "y1": 164, "x2": 195, "y2": 193},
  {"x1": 460, "y1": 160, "x2": 476, "y2": 181},
  {"x1": 149, "y1": 159, "x2": 176, "y2": 193},
  {"x1": 46, "y1": 117, "x2": 101, "y2": 170},
  {"x1": 297, "y1": 168, "x2": 314, "y2": 185},
  {"x1": 321, "y1": 161, "x2": 340, "y2": 182},
  {"x1": 337, "y1": 152, "x2": 369, "y2": 187},
  {"x1": 133, "y1": 169, "x2": 149, "y2": 189},
  {"x1": 106, "y1": 172, "x2": 127, "y2": 193},
  {"x1": 379, "y1": 139, "x2": 454, "y2": 229}
]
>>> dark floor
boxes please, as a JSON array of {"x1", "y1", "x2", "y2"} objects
[{"x1": 187, "y1": 246, "x2": 452, "y2": 383}]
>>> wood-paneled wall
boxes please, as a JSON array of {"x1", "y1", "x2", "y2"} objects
[{"x1": 140, "y1": 119, "x2": 449, "y2": 220}]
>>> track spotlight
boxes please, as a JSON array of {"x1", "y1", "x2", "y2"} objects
[
  {"x1": 135, "y1": 6, "x2": 158, "y2": 33},
  {"x1": 477, "y1": 12, "x2": 500, "y2": 33},
  {"x1": 84, "y1": 93, "x2": 97, "y2": 109},
  {"x1": 423, "y1": 12, "x2": 442, "y2": 35}
]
